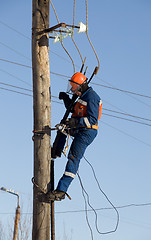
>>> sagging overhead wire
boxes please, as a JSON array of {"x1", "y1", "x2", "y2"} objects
[
  {"x1": 49, "y1": 0, "x2": 100, "y2": 77},
  {"x1": 71, "y1": 135, "x2": 119, "y2": 237},
  {"x1": 0, "y1": 20, "x2": 31, "y2": 40},
  {"x1": 0, "y1": 59, "x2": 32, "y2": 68},
  {"x1": 49, "y1": 0, "x2": 75, "y2": 73},
  {"x1": 0, "y1": 41, "x2": 31, "y2": 61},
  {"x1": 1, "y1": 84, "x2": 151, "y2": 147},
  {"x1": 77, "y1": 172, "x2": 119, "y2": 237},
  {"x1": 85, "y1": 0, "x2": 100, "y2": 75},
  {"x1": 77, "y1": 172, "x2": 94, "y2": 240},
  {"x1": 83, "y1": 156, "x2": 120, "y2": 234},
  {"x1": 102, "y1": 120, "x2": 151, "y2": 148},
  {"x1": 103, "y1": 112, "x2": 151, "y2": 127},
  {"x1": 103, "y1": 108, "x2": 151, "y2": 122},
  {"x1": 0, "y1": 86, "x2": 32, "y2": 97},
  {"x1": 93, "y1": 82, "x2": 151, "y2": 99},
  {"x1": 0, "y1": 68, "x2": 31, "y2": 86},
  {"x1": 1, "y1": 58, "x2": 151, "y2": 101},
  {"x1": 71, "y1": 0, "x2": 84, "y2": 65},
  {"x1": 77, "y1": 158, "x2": 119, "y2": 237},
  {"x1": 1, "y1": 80, "x2": 151, "y2": 127}
]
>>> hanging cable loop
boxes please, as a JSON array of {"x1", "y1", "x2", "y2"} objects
[
  {"x1": 49, "y1": 0, "x2": 75, "y2": 73},
  {"x1": 71, "y1": 0, "x2": 84, "y2": 66},
  {"x1": 85, "y1": 0, "x2": 100, "y2": 75}
]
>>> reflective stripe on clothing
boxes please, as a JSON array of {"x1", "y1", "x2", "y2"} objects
[
  {"x1": 64, "y1": 171, "x2": 76, "y2": 178},
  {"x1": 99, "y1": 99, "x2": 102, "y2": 105},
  {"x1": 78, "y1": 99, "x2": 87, "y2": 106},
  {"x1": 84, "y1": 117, "x2": 91, "y2": 127}
]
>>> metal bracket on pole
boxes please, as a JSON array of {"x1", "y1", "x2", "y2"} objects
[{"x1": 36, "y1": 22, "x2": 87, "y2": 43}]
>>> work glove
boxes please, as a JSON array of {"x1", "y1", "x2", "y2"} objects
[
  {"x1": 59, "y1": 92, "x2": 72, "y2": 109},
  {"x1": 65, "y1": 118, "x2": 79, "y2": 128},
  {"x1": 59, "y1": 92, "x2": 69, "y2": 101}
]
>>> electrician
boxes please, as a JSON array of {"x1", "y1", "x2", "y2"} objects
[{"x1": 46, "y1": 72, "x2": 102, "y2": 201}]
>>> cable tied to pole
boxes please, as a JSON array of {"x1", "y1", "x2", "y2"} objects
[
  {"x1": 49, "y1": 0, "x2": 75, "y2": 73},
  {"x1": 85, "y1": 0, "x2": 100, "y2": 75}
]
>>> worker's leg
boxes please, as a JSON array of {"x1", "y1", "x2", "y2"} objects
[{"x1": 57, "y1": 129, "x2": 97, "y2": 192}]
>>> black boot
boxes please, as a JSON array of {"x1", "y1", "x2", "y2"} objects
[{"x1": 45, "y1": 189, "x2": 66, "y2": 201}]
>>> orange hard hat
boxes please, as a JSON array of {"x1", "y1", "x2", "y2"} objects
[{"x1": 69, "y1": 72, "x2": 87, "y2": 92}]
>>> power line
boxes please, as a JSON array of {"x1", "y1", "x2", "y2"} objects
[
  {"x1": 0, "y1": 87, "x2": 32, "y2": 97},
  {"x1": 0, "y1": 69, "x2": 32, "y2": 86},
  {"x1": 0, "y1": 82, "x2": 32, "y2": 92},
  {"x1": 93, "y1": 82, "x2": 151, "y2": 99},
  {"x1": 103, "y1": 108, "x2": 151, "y2": 122},
  {"x1": 0, "y1": 20, "x2": 150, "y2": 101},
  {"x1": 0, "y1": 41, "x2": 31, "y2": 61},
  {"x1": 0, "y1": 82, "x2": 151, "y2": 127},
  {"x1": 50, "y1": 71, "x2": 151, "y2": 100},
  {"x1": 1, "y1": 84, "x2": 151, "y2": 147},
  {"x1": 0, "y1": 20, "x2": 78, "y2": 66},
  {"x1": 50, "y1": 71, "x2": 70, "y2": 78},
  {"x1": 1, "y1": 58, "x2": 151, "y2": 101},
  {"x1": 0, "y1": 202, "x2": 151, "y2": 215},
  {"x1": 0, "y1": 20, "x2": 31, "y2": 40},
  {"x1": 56, "y1": 202, "x2": 151, "y2": 214},
  {"x1": 0, "y1": 85, "x2": 61, "y2": 104},
  {"x1": 102, "y1": 113, "x2": 151, "y2": 127},
  {"x1": 0, "y1": 58, "x2": 32, "y2": 68},
  {"x1": 102, "y1": 121, "x2": 151, "y2": 148}
]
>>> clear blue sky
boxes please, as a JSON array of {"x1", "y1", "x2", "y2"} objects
[{"x1": 0, "y1": 0, "x2": 151, "y2": 239}]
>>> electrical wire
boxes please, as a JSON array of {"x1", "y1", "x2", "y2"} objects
[
  {"x1": 0, "y1": 85, "x2": 61, "y2": 104},
  {"x1": 0, "y1": 82, "x2": 32, "y2": 92},
  {"x1": 56, "y1": 202, "x2": 151, "y2": 214},
  {"x1": 93, "y1": 82, "x2": 151, "y2": 99},
  {"x1": 1, "y1": 82, "x2": 151, "y2": 127},
  {"x1": 0, "y1": 58, "x2": 32, "y2": 68},
  {"x1": 85, "y1": 0, "x2": 100, "y2": 73},
  {"x1": 0, "y1": 57, "x2": 151, "y2": 104},
  {"x1": 0, "y1": 86, "x2": 32, "y2": 97},
  {"x1": 1, "y1": 8, "x2": 150, "y2": 237},
  {"x1": 49, "y1": 0, "x2": 75, "y2": 73},
  {"x1": 102, "y1": 112, "x2": 151, "y2": 127},
  {"x1": 0, "y1": 81, "x2": 150, "y2": 122},
  {"x1": 83, "y1": 156, "x2": 120, "y2": 234},
  {"x1": 102, "y1": 120, "x2": 151, "y2": 148},
  {"x1": 2, "y1": 75, "x2": 148, "y2": 150},
  {"x1": 103, "y1": 108, "x2": 151, "y2": 122},
  {"x1": 0, "y1": 20, "x2": 31, "y2": 40},
  {"x1": 69, "y1": 135, "x2": 119, "y2": 236},
  {"x1": 0, "y1": 41, "x2": 31, "y2": 61},
  {"x1": 71, "y1": 0, "x2": 84, "y2": 65},
  {"x1": 49, "y1": 70, "x2": 151, "y2": 100},
  {"x1": 77, "y1": 172, "x2": 94, "y2": 240},
  {"x1": 0, "y1": 202, "x2": 151, "y2": 215},
  {"x1": 77, "y1": 158, "x2": 119, "y2": 235},
  {"x1": 0, "y1": 68, "x2": 31, "y2": 86},
  {"x1": 1, "y1": 19, "x2": 150, "y2": 104},
  {"x1": 1, "y1": 58, "x2": 151, "y2": 101}
]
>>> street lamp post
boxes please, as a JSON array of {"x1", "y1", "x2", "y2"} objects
[{"x1": 0, "y1": 187, "x2": 20, "y2": 240}]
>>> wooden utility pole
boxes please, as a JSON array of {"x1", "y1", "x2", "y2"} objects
[{"x1": 32, "y1": 0, "x2": 51, "y2": 239}]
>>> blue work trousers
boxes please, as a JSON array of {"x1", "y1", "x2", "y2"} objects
[{"x1": 57, "y1": 129, "x2": 97, "y2": 192}]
